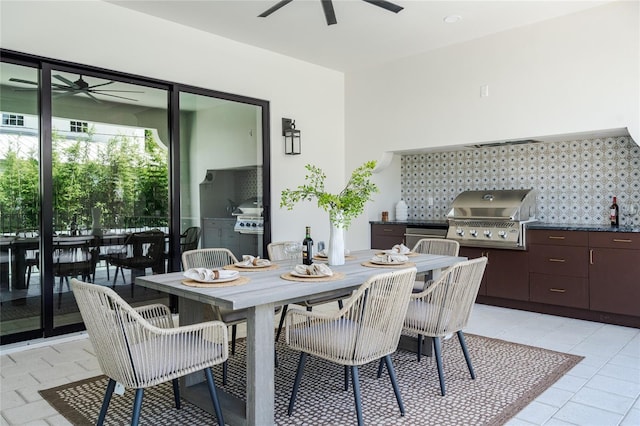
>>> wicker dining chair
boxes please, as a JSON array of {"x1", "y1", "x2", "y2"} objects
[
  {"x1": 70, "y1": 278, "x2": 227, "y2": 426},
  {"x1": 401, "y1": 257, "x2": 487, "y2": 396},
  {"x1": 268, "y1": 241, "x2": 351, "y2": 342},
  {"x1": 285, "y1": 267, "x2": 417, "y2": 426},
  {"x1": 411, "y1": 238, "x2": 460, "y2": 291}
]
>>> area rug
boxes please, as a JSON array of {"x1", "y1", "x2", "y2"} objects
[{"x1": 39, "y1": 334, "x2": 583, "y2": 425}]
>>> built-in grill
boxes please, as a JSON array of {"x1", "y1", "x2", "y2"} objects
[{"x1": 446, "y1": 189, "x2": 537, "y2": 250}]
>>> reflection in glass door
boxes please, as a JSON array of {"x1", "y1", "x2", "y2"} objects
[
  {"x1": 49, "y1": 69, "x2": 171, "y2": 328},
  {"x1": 179, "y1": 92, "x2": 264, "y2": 261},
  {"x1": 0, "y1": 62, "x2": 41, "y2": 337}
]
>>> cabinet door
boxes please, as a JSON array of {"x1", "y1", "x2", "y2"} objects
[
  {"x1": 459, "y1": 247, "x2": 487, "y2": 296},
  {"x1": 370, "y1": 224, "x2": 406, "y2": 249},
  {"x1": 485, "y1": 249, "x2": 529, "y2": 301},
  {"x1": 589, "y1": 247, "x2": 640, "y2": 316}
]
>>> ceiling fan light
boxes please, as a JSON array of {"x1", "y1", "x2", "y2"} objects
[{"x1": 443, "y1": 15, "x2": 462, "y2": 24}]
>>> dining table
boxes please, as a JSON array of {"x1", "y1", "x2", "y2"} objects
[{"x1": 135, "y1": 249, "x2": 466, "y2": 426}]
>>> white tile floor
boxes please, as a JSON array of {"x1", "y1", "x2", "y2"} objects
[{"x1": 1, "y1": 304, "x2": 639, "y2": 425}]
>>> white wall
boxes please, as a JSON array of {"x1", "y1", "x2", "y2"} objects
[
  {"x1": 0, "y1": 0, "x2": 345, "y2": 244},
  {"x1": 346, "y1": 0, "x2": 639, "y2": 249}
]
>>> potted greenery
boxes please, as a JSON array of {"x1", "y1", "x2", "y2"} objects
[{"x1": 280, "y1": 160, "x2": 378, "y2": 265}]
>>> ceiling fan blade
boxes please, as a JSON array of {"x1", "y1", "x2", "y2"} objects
[
  {"x1": 9, "y1": 78, "x2": 38, "y2": 85},
  {"x1": 362, "y1": 0, "x2": 403, "y2": 14},
  {"x1": 258, "y1": 0, "x2": 293, "y2": 17},
  {"x1": 87, "y1": 81, "x2": 115, "y2": 90},
  {"x1": 83, "y1": 92, "x2": 103, "y2": 104},
  {"x1": 321, "y1": 0, "x2": 337, "y2": 25},
  {"x1": 54, "y1": 74, "x2": 78, "y2": 88},
  {"x1": 93, "y1": 92, "x2": 139, "y2": 102},
  {"x1": 91, "y1": 90, "x2": 145, "y2": 94}
]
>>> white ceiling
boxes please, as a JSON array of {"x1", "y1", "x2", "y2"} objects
[{"x1": 107, "y1": 0, "x2": 611, "y2": 72}]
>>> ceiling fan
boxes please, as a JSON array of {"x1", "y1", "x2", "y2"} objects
[
  {"x1": 258, "y1": 0, "x2": 404, "y2": 26},
  {"x1": 9, "y1": 74, "x2": 143, "y2": 103}
]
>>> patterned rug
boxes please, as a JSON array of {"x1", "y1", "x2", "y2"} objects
[{"x1": 39, "y1": 334, "x2": 583, "y2": 425}]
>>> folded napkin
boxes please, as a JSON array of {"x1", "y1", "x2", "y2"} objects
[
  {"x1": 293, "y1": 263, "x2": 334, "y2": 276},
  {"x1": 384, "y1": 244, "x2": 411, "y2": 255},
  {"x1": 371, "y1": 253, "x2": 409, "y2": 264},
  {"x1": 237, "y1": 255, "x2": 271, "y2": 267},
  {"x1": 317, "y1": 248, "x2": 351, "y2": 257},
  {"x1": 184, "y1": 268, "x2": 239, "y2": 282}
]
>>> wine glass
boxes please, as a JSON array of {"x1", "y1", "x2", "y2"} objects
[{"x1": 284, "y1": 242, "x2": 302, "y2": 270}]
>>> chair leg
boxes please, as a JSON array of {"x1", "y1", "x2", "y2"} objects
[
  {"x1": 344, "y1": 365, "x2": 350, "y2": 391},
  {"x1": 222, "y1": 360, "x2": 228, "y2": 386},
  {"x1": 376, "y1": 358, "x2": 384, "y2": 379},
  {"x1": 288, "y1": 352, "x2": 307, "y2": 416},
  {"x1": 131, "y1": 388, "x2": 144, "y2": 426},
  {"x1": 384, "y1": 355, "x2": 405, "y2": 416},
  {"x1": 350, "y1": 366, "x2": 364, "y2": 426},
  {"x1": 433, "y1": 336, "x2": 446, "y2": 396},
  {"x1": 275, "y1": 304, "x2": 289, "y2": 342},
  {"x1": 231, "y1": 325, "x2": 237, "y2": 355},
  {"x1": 338, "y1": 299, "x2": 343, "y2": 309},
  {"x1": 97, "y1": 378, "x2": 116, "y2": 425},
  {"x1": 204, "y1": 367, "x2": 225, "y2": 426},
  {"x1": 457, "y1": 331, "x2": 475, "y2": 379},
  {"x1": 172, "y1": 378, "x2": 181, "y2": 409},
  {"x1": 417, "y1": 334, "x2": 423, "y2": 362}
]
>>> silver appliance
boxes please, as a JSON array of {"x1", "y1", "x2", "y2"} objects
[
  {"x1": 404, "y1": 226, "x2": 447, "y2": 249},
  {"x1": 446, "y1": 189, "x2": 537, "y2": 250},
  {"x1": 234, "y1": 215, "x2": 264, "y2": 234}
]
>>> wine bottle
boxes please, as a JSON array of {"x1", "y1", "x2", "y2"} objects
[
  {"x1": 610, "y1": 196, "x2": 619, "y2": 227},
  {"x1": 302, "y1": 226, "x2": 313, "y2": 265}
]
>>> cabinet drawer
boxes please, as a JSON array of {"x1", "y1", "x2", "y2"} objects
[
  {"x1": 529, "y1": 245, "x2": 588, "y2": 277},
  {"x1": 589, "y1": 232, "x2": 640, "y2": 250},
  {"x1": 530, "y1": 273, "x2": 589, "y2": 309},
  {"x1": 371, "y1": 224, "x2": 406, "y2": 237},
  {"x1": 528, "y1": 230, "x2": 588, "y2": 246}
]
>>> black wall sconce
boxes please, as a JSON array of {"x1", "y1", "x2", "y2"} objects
[{"x1": 283, "y1": 117, "x2": 301, "y2": 155}]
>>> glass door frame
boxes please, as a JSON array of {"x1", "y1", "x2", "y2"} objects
[{"x1": 0, "y1": 49, "x2": 271, "y2": 344}]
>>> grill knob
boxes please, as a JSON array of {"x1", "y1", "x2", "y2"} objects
[
  {"x1": 484, "y1": 230, "x2": 492, "y2": 238},
  {"x1": 498, "y1": 230, "x2": 507, "y2": 239},
  {"x1": 456, "y1": 228, "x2": 464, "y2": 236},
  {"x1": 470, "y1": 230, "x2": 477, "y2": 237}
]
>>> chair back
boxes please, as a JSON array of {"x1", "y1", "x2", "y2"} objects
[
  {"x1": 53, "y1": 236, "x2": 96, "y2": 279},
  {"x1": 182, "y1": 248, "x2": 238, "y2": 270},
  {"x1": 267, "y1": 241, "x2": 296, "y2": 261},
  {"x1": 70, "y1": 278, "x2": 171, "y2": 387},
  {"x1": 404, "y1": 257, "x2": 487, "y2": 337},
  {"x1": 180, "y1": 226, "x2": 201, "y2": 253},
  {"x1": 306, "y1": 268, "x2": 416, "y2": 365},
  {"x1": 411, "y1": 238, "x2": 460, "y2": 256}
]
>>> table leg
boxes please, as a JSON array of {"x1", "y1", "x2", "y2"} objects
[{"x1": 246, "y1": 303, "x2": 276, "y2": 426}]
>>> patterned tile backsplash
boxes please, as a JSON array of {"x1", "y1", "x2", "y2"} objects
[{"x1": 400, "y1": 135, "x2": 640, "y2": 226}]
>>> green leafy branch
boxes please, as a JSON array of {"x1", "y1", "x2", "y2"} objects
[{"x1": 280, "y1": 160, "x2": 378, "y2": 229}]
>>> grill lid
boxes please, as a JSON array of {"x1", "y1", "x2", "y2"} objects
[{"x1": 447, "y1": 189, "x2": 537, "y2": 221}]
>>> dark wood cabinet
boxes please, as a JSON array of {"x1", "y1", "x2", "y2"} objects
[
  {"x1": 459, "y1": 247, "x2": 529, "y2": 300},
  {"x1": 528, "y1": 230, "x2": 589, "y2": 309},
  {"x1": 370, "y1": 224, "x2": 406, "y2": 249},
  {"x1": 589, "y1": 232, "x2": 640, "y2": 317}
]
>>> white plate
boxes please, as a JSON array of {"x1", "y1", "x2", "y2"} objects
[
  {"x1": 370, "y1": 260, "x2": 407, "y2": 265},
  {"x1": 234, "y1": 263, "x2": 270, "y2": 269},
  {"x1": 382, "y1": 250, "x2": 414, "y2": 256},
  {"x1": 290, "y1": 271, "x2": 329, "y2": 278},
  {"x1": 190, "y1": 275, "x2": 239, "y2": 283}
]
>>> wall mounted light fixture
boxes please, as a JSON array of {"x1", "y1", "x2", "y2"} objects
[{"x1": 283, "y1": 117, "x2": 301, "y2": 155}]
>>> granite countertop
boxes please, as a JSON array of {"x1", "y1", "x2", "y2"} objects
[
  {"x1": 369, "y1": 220, "x2": 448, "y2": 228},
  {"x1": 527, "y1": 222, "x2": 640, "y2": 233}
]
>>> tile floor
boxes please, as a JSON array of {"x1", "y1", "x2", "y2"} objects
[{"x1": 1, "y1": 304, "x2": 639, "y2": 425}]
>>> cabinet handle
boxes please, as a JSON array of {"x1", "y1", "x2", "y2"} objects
[
  {"x1": 548, "y1": 236, "x2": 565, "y2": 240},
  {"x1": 548, "y1": 258, "x2": 566, "y2": 263},
  {"x1": 613, "y1": 238, "x2": 632, "y2": 243},
  {"x1": 549, "y1": 288, "x2": 566, "y2": 293},
  {"x1": 589, "y1": 249, "x2": 593, "y2": 265},
  {"x1": 383, "y1": 229, "x2": 394, "y2": 232}
]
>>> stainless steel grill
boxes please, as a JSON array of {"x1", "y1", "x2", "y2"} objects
[{"x1": 446, "y1": 189, "x2": 537, "y2": 250}]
